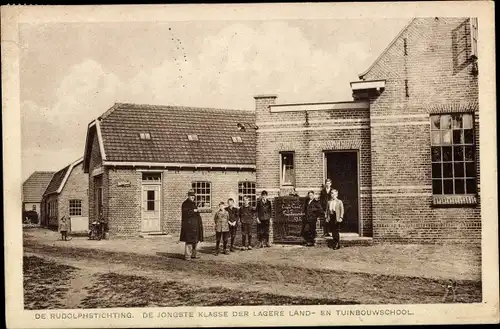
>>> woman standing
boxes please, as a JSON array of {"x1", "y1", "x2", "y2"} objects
[{"x1": 326, "y1": 189, "x2": 344, "y2": 250}]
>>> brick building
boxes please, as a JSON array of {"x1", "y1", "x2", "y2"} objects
[
  {"x1": 82, "y1": 103, "x2": 256, "y2": 237},
  {"x1": 22, "y1": 171, "x2": 55, "y2": 223},
  {"x1": 256, "y1": 17, "x2": 480, "y2": 244},
  {"x1": 41, "y1": 158, "x2": 89, "y2": 233}
]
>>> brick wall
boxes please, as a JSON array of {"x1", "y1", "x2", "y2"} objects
[
  {"x1": 361, "y1": 17, "x2": 480, "y2": 244},
  {"x1": 103, "y1": 167, "x2": 255, "y2": 238},
  {"x1": 255, "y1": 96, "x2": 373, "y2": 237},
  {"x1": 57, "y1": 162, "x2": 89, "y2": 231}
]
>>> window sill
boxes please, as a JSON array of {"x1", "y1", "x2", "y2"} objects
[{"x1": 432, "y1": 195, "x2": 478, "y2": 207}]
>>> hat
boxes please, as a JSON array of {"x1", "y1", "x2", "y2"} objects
[{"x1": 187, "y1": 189, "x2": 195, "y2": 196}]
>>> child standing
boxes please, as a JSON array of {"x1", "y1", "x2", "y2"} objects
[
  {"x1": 214, "y1": 202, "x2": 230, "y2": 255},
  {"x1": 326, "y1": 189, "x2": 344, "y2": 250},
  {"x1": 59, "y1": 216, "x2": 70, "y2": 241},
  {"x1": 225, "y1": 198, "x2": 239, "y2": 252},
  {"x1": 239, "y1": 196, "x2": 254, "y2": 250},
  {"x1": 256, "y1": 190, "x2": 272, "y2": 248}
]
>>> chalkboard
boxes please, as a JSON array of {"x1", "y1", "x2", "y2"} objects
[{"x1": 274, "y1": 196, "x2": 306, "y2": 242}]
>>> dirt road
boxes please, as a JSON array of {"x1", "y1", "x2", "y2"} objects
[{"x1": 23, "y1": 236, "x2": 481, "y2": 309}]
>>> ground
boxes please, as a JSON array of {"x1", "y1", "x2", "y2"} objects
[{"x1": 23, "y1": 228, "x2": 481, "y2": 309}]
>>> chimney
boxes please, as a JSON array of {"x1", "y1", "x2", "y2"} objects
[{"x1": 254, "y1": 94, "x2": 277, "y2": 121}]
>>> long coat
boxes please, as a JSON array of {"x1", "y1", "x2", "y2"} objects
[
  {"x1": 301, "y1": 199, "x2": 322, "y2": 237},
  {"x1": 256, "y1": 199, "x2": 272, "y2": 221},
  {"x1": 180, "y1": 198, "x2": 204, "y2": 243},
  {"x1": 319, "y1": 186, "x2": 332, "y2": 216}
]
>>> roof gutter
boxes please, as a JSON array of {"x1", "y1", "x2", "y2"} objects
[{"x1": 103, "y1": 161, "x2": 256, "y2": 170}]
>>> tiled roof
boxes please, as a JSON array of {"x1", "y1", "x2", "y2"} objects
[
  {"x1": 22, "y1": 172, "x2": 55, "y2": 202},
  {"x1": 99, "y1": 103, "x2": 256, "y2": 165},
  {"x1": 44, "y1": 165, "x2": 70, "y2": 195}
]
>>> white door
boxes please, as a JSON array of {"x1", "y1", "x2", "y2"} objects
[{"x1": 141, "y1": 184, "x2": 161, "y2": 232}]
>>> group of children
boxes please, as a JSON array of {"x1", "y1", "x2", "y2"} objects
[{"x1": 212, "y1": 190, "x2": 272, "y2": 255}]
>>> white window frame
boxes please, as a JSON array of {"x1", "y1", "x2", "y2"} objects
[
  {"x1": 280, "y1": 151, "x2": 296, "y2": 187},
  {"x1": 69, "y1": 199, "x2": 82, "y2": 216},
  {"x1": 238, "y1": 181, "x2": 256, "y2": 208},
  {"x1": 191, "y1": 181, "x2": 211, "y2": 208}
]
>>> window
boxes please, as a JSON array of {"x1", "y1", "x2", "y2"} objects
[
  {"x1": 49, "y1": 201, "x2": 57, "y2": 217},
  {"x1": 238, "y1": 181, "x2": 256, "y2": 208},
  {"x1": 231, "y1": 136, "x2": 243, "y2": 143},
  {"x1": 280, "y1": 152, "x2": 295, "y2": 186},
  {"x1": 139, "y1": 132, "x2": 151, "y2": 140},
  {"x1": 470, "y1": 17, "x2": 478, "y2": 59},
  {"x1": 191, "y1": 181, "x2": 211, "y2": 208},
  {"x1": 69, "y1": 199, "x2": 82, "y2": 216},
  {"x1": 142, "y1": 172, "x2": 161, "y2": 181},
  {"x1": 146, "y1": 190, "x2": 155, "y2": 211},
  {"x1": 431, "y1": 113, "x2": 476, "y2": 195},
  {"x1": 187, "y1": 134, "x2": 199, "y2": 141}
]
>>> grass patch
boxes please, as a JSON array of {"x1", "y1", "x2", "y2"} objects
[{"x1": 23, "y1": 256, "x2": 77, "y2": 310}]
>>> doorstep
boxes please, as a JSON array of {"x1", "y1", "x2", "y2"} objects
[
  {"x1": 316, "y1": 233, "x2": 373, "y2": 247},
  {"x1": 139, "y1": 232, "x2": 172, "y2": 239}
]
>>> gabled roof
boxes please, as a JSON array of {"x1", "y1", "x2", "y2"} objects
[
  {"x1": 44, "y1": 158, "x2": 84, "y2": 196},
  {"x1": 358, "y1": 18, "x2": 416, "y2": 79},
  {"x1": 22, "y1": 171, "x2": 55, "y2": 203},
  {"x1": 84, "y1": 103, "x2": 256, "y2": 170}
]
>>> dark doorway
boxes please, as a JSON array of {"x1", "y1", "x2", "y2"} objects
[{"x1": 325, "y1": 151, "x2": 359, "y2": 233}]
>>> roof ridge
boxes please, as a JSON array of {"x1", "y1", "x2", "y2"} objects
[{"x1": 112, "y1": 102, "x2": 255, "y2": 114}]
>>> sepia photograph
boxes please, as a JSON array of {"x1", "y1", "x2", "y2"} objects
[{"x1": 2, "y1": 2, "x2": 498, "y2": 328}]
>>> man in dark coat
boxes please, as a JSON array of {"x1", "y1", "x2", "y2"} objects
[
  {"x1": 180, "y1": 189, "x2": 204, "y2": 260},
  {"x1": 302, "y1": 190, "x2": 322, "y2": 246},
  {"x1": 255, "y1": 190, "x2": 272, "y2": 248}
]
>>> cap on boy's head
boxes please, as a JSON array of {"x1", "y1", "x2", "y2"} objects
[
  {"x1": 326, "y1": 179, "x2": 332, "y2": 184},
  {"x1": 261, "y1": 190, "x2": 268, "y2": 196},
  {"x1": 228, "y1": 198, "x2": 234, "y2": 202},
  {"x1": 219, "y1": 201, "x2": 225, "y2": 206},
  {"x1": 188, "y1": 189, "x2": 195, "y2": 196}
]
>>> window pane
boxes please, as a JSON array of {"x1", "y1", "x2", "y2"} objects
[
  {"x1": 441, "y1": 131, "x2": 452, "y2": 145},
  {"x1": 432, "y1": 179, "x2": 443, "y2": 194},
  {"x1": 431, "y1": 116, "x2": 441, "y2": 130},
  {"x1": 147, "y1": 190, "x2": 155, "y2": 201},
  {"x1": 443, "y1": 180, "x2": 454, "y2": 194},
  {"x1": 464, "y1": 129, "x2": 474, "y2": 144},
  {"x1": 453, "y1": 130, "x2": 463, "y2": 144},
  {"x1": 443, "y1": 163, "x2": 453, "y2": 178},
  {"x1": 431, "y1": 132, "x2": 441, "y2": 145},
  {"x1": 466, "y1": 179, "x2": 477, "y2": 194},
  {"x1": 442, "y1": 147, "x2": 452, "y2": 161},
  {"x1": 454, "y1": 179, "x2": 465, "y2": 194},
  {"x1": 431, "y1": 147, "x2": 441, "y2": 162},
  {"x1": 465, "y1": 162, "x2": 475, "y2": 177},
  {"x1": 147, "y1": 200, "x2": 155, "y2": 211},
  {"x1": 453, "y1": 146, "x2": 464, "y2": 161},
  {"x1": 440, "y1": 115, "x2": 452, "y2": 129},
  {"x1": 454, "y1": 162, "x2": 465, "y2": 177},
  {"x1": 432, "y1": 163, "x2": 442, "y2": 178},
  {"x1": 464, "y1": 146, "x2": 474, "y2": 161},
  {"x1": 452, "y1": 114, "x2": 463, "y2": 128},
  {"x1": 462, "y1": 114, "x2": 473, "y2": 129}
]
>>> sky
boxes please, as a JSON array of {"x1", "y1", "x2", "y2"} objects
[{"x1": 20, "y1": 18, "x2": 409, "y2": 181}]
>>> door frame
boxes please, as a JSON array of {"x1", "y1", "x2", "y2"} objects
[
  {"x1": 323, "y1": 150, "x2": 361, "y2": 235},
  {"x1": 140, "y1": 172, "x2": 163, "y2": 233}
]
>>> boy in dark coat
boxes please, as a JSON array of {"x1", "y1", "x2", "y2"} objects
[
  {"x1": 239, "y1": 196, "x2": 255, "y2": 250},
  {"x1": 301, "y1": 191, "x2": 322, "y2": 246},
  {"x1": 319, "y1": 179, "x2": 333, "y2": 236},
  {"x1": 225, "y1": 198, "x2": 239, "y2": 252},
  {"x1": 180, "y1": 190, "x2": 204, "y2": 260},
  {"x1": 255, "y1": 190, "x2": 272, "y2": 248}
]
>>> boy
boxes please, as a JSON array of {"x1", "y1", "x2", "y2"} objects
[
  {"x1": 239, "y1": 196, "x2": 254, "y2": 250},
  {"x1": 255, "y1": 190, "x2": 272, "y2": 248},
  {"x1": 225, "y1": 198, "x2": 239, "y2": 252},
  {"x1": 302, "y1": 190, "x2": 322, "y2": 246},
  {"x1": 213, "y1": 202, "x2": 230, "y2": 255},
  {"x1": 326, "y1": 189, "x2": 344, "y2": 250},
  {"x1": 59, "y1": 216, "x2": 69, "y2": 241}
]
